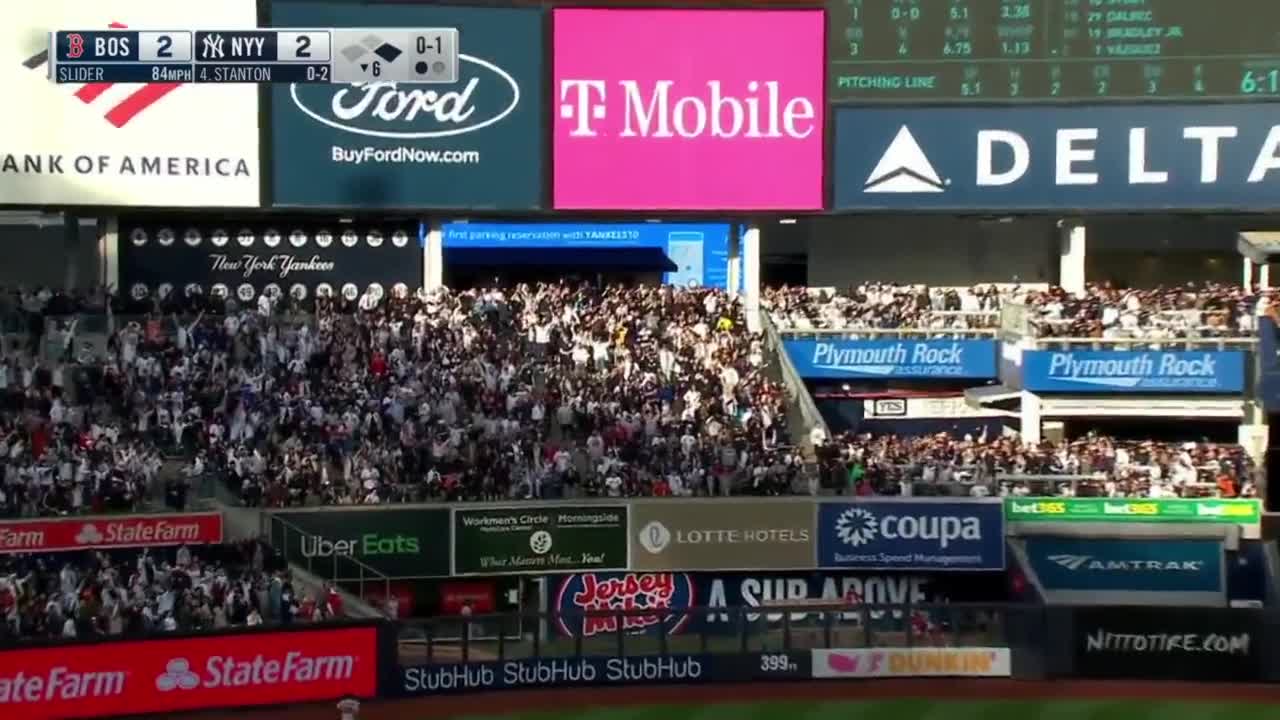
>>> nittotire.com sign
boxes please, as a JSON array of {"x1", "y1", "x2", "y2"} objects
[{"x1": 0, "y1": 626, "x2": 378, "y2": 719}]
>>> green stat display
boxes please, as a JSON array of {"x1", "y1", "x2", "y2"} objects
[{"x1": 829, "y1": 0, "x2": 1280, "y2": 102}]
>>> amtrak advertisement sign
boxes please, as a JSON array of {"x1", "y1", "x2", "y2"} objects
[
  {"x1": 785, "y1": 339, "x2": 997, "y2": 380},
  {"x1": 1025, "y1": 538, "x2": 1223, "y2": 593},
  {"x1": 817, "y1": 501, "x2": 1004, "y2": 571},
  {"x1": 270, "y1": 3, "x2": 542, "y2": 209},
  {"x1": 1021, "y1": 350, "x2": 1245, "y2": 394},
  {"x1": 833, "y1": 104, "x2": 1280, "y2": 210}
]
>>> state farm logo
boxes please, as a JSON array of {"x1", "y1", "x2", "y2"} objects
[
  {"x1": 154, "y1": 651, "x2": 357, "y2": 691},
  {"x1": 557, "y1": 79, "x2": 816, "y2": 140}
]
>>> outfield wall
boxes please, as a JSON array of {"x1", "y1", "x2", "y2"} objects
[{"x1": 0, "y1": 605, "x2": 1277, "y2": 718}]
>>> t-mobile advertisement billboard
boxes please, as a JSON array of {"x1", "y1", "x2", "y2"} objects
[{"x1": 552, "y1": 9, "x2": 824, "y2": 211}]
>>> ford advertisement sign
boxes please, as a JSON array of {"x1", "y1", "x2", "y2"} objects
[
  {"x1": 785, "y1": 339, "x2": 997, "y2": 380},
  {"x1": 1025, "y1": 538, "x2": 1223, "y2": 593},
  {"x1": 833, "y1": 104, "x2": 1280, "y2": 211},
  {"x1": 270, "y1": 3, "x2": 542, "y2": 209},
  {"x1": 817, "y1": 501, "x2": 1005, "y2": 571},
  {"x1": 1021, "y1": 350, "x2": 1245, "y2": 393}
]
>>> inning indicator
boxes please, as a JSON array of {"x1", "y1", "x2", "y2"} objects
[{"x1": 50, "y1": 28, "x2": 458, "y2": 84}]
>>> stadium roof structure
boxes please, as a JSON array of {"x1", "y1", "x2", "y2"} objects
[{"x1": 1237, "y1": 231, "x2": 1280, "y2": 264}]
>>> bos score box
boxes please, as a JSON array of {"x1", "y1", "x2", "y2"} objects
[{"x1": 50, "y1": 28, "x2": 457, "y2": 84}]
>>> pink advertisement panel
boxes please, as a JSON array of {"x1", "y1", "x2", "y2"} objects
[{"x1": 553, "y1": 9, "x2": 825, "y2": 211}]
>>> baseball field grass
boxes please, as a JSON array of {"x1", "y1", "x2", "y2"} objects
[{"x1": 449, "y1": 698, "x2": 1280, "y2": 720}]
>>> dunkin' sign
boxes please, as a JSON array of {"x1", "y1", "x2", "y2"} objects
[
  {"x1": 0, "y1": 626, "x2": 377, "y2": 718},
  {"x1": 554, "y1": 572, "x2": 695, "y2": 638},
  {"x1": 552, "y1": 9, "x2": 824, "y2": 210},
  {"x1": 0, "y1": 513, "x2": 223, "y2": 554}
]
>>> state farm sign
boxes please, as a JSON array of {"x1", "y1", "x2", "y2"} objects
[
  {"x1": 0, "y1": 626, "x2": 378, "y2": 719},
  {"x1": 0, "y1": 513, "x2": 223, "y2": 553}
]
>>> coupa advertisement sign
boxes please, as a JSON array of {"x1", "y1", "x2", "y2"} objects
[
  {"x1": 3, "y1": 0, "x2": 259, "y2": 207},
  {"x1": 1024, "y1": 537, "x2": 1223, "y2": 593},
  {"x1": 271, "y1": 3, "x2": 542, "y2": 209},
  {"x1": 785, "y1": 339, "x2": 997, "y2": 380},
  {"x1": 549, "y1": 572, "x2": 998, "y2": 637},
  {"x1": 834, "y1": 104, "x2": 1280, "y2": 211},
  {"x1": 0, "y1": 626, "x2": 378, "y2": 719},
  {"x1": 442, "y1": 223, "x2": 730, "y2": 290},
  {"x1": 1021, "y1": 350, "x2": 1245, "y2": 393},
  {"x1": 552, "y1": 9, "x2": 824, "y2": 210},
  {"x1": 268, "y1": 508, "x2": 450, "y2": 578},
  {"x1": 817, "y1": 501, "x2": 1004, "y2": 571}
]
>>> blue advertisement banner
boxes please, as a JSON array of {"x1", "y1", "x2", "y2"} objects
[
  {"x1": 442, "y1": 223, "x2": 730, "y2": 290},
  {"x1": 784, "y1": 339, "x2": 997, "y2": 380},
  {"x1": 1025, "y1": 538, "x2": 1223, "y2": 593},
  {"x1": 401, "y1": 655, "x2": 712, "y2": 695},
  {"x1": 1258, "y1": 317, "x2": 1280, "y2": 411},
  {"x1": 833, "y1": 104, "x2": 1280, "y2": 211},
  {"x1": 270, "y1": 3, "x2": 542, "y2": 209},
  {"x1": 1021, "y1": 350, "x2": 1245, "y2": 394},
  {"x1": 817, "y1": 501, "x2": 1005, "y2": 571}
]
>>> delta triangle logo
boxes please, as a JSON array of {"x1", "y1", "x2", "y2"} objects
[{"x1": 863, "y1": 125, "x2": 947, "y2": 193}]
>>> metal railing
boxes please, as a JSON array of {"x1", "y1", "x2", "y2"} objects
[
  {"x1": 395, "y1": 603, "x2": 1018, "y2": 665},
  {"x1": 262, "y1": 513, "x2": 392, "y2": 605},
  {"x1": 762, "y1": 312, "x2": 829, "y2": 451},
  {"x1": 1028, "y1": 336, "x2": 1258, "y2": 351},
  {"x1": 779, "y1": 326, "x2": 999, "y2": 340}
]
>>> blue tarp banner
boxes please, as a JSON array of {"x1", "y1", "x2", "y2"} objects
[
  {"x1": 1026, "y1": 538, "x2": 1223, "y2": 593},
  {"x1": 1021, "y1": 350, "x2": 1245, "y2": 393}
]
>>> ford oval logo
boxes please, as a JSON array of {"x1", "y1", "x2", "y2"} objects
[{"x1": 289, "y1": 54, "x2": 519, "y2": 140}]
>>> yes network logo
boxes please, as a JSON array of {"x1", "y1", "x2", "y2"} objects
[{"x1": 554, "y1": 572, "x2": 694, "y2": 637}]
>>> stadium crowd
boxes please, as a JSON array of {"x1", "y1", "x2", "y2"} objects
[
  {"x1": 819, "y1": 431, "x2": 1258, "y2": 499},
  {"x1": 0, "y1": 540, "x2": 343, "y2": 643},
  {"x1": 766, "y1": 281, "x2": 1268, "y2": 339},
  {"x1": 0, "y1": 280, "x2": 1265, "y2": 515}
]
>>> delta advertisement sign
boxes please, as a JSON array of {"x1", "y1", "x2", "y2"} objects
[
  {"x1": 785, "y1": 339, "x2": 997, "y2": 380},
  {"x1": 0, "y1": 626, "x2": 378, "y2": 719},
  {"x1": 552, "y1": 9, "x2": 824, "y2": 210},
  {"x1": 1020, "y1": 350, "x2": 1245, "y2": 393},
  {"x1": 0, "y1": 513, "x2": 223, "y2": 554},
  {"x1": 833, "y1": 104, "x2": 1280, "y2": 211}
]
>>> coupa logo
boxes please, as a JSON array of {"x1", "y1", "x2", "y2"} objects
[
  {"x1": 22, "y1": 22, "x2": 178, "y2": 128},
  {"x1": 289, "y1": 54, "x2": 520, "y2": 139},
  {"x1": 554, "y1": 572, "x2": 694, "y2": 637},
  {"x1": 833, "y1": 505, "x2": 983, "y2": 550}
]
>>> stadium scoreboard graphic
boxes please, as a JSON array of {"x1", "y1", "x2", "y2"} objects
[{"x1": 49, "y1": 28, "x2": 458, "y2": 83}]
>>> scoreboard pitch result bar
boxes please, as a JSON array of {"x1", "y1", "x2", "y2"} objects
[{"x1": 50, "y1": 28, "x2": 458, "y2": 84}]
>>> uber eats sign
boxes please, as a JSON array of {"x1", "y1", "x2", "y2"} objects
[{"x1": 269, "y1": 509, "x2": 450, "y2": 578}]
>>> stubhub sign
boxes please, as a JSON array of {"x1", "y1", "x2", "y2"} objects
[{"x1": 834, "y1": 104, "x2": 1280, "y2": 210}]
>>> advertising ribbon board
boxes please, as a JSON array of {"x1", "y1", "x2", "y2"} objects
[
  {"x1": 784, "y1": 339, "x2": 997, "y2": 380},
  {"x1": 817, "y1": 501, "x2": 1005, "y2": 571},
  {"x1": 0, "y1": 626, "x2": 379, "y2": 719},
  {"x1": 441, "y1": 223, "x2": 731, "y2": 290},
  {"x1": 1005, "y1": 498, "x2": 1262, "y2": 525},
  {"x1": 0, "y1": 513, "x2": 222, "y2": 554},
  {"x1": 833, "y1": 104, "x2": 1280, "y2": 212},
  {"x1": 1020, "y1": 350, "x2": 1245, "y2": 393},
  {"x1": 629, "y1": 501, "x2": 814, "y2": 571},
  {"x1": 3, "y1": 0, "x2": 260, "y2": 207},
  {"x1": 811, "y1": 648, "x2": 1011, "y2": 678},
  {"x1": 1073, "y1": 606, "x2": 1261, "y2": 682},
  {"x1": 119, "y1": 220, "x2": 422, "y2": 305},
  {"x1": 269, "y1": 509, "x2": 450, "y2": 578},
  {"x1": 552, "y1": 9, "x2": 824, "y2": 210},
  {"x1": 453, "y1": 506, "x2": 628, "y2": 575},
  {"x1": 271, "y1": 3, "x2": 543, "y2": 209},
  {"x1": 1024, "y1": 537, "x2": 1223, "y2": 593}
]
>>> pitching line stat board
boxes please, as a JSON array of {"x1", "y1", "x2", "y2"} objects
[{"x1": 50, "y1": 29, "x2": 458, "y2": 84}]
